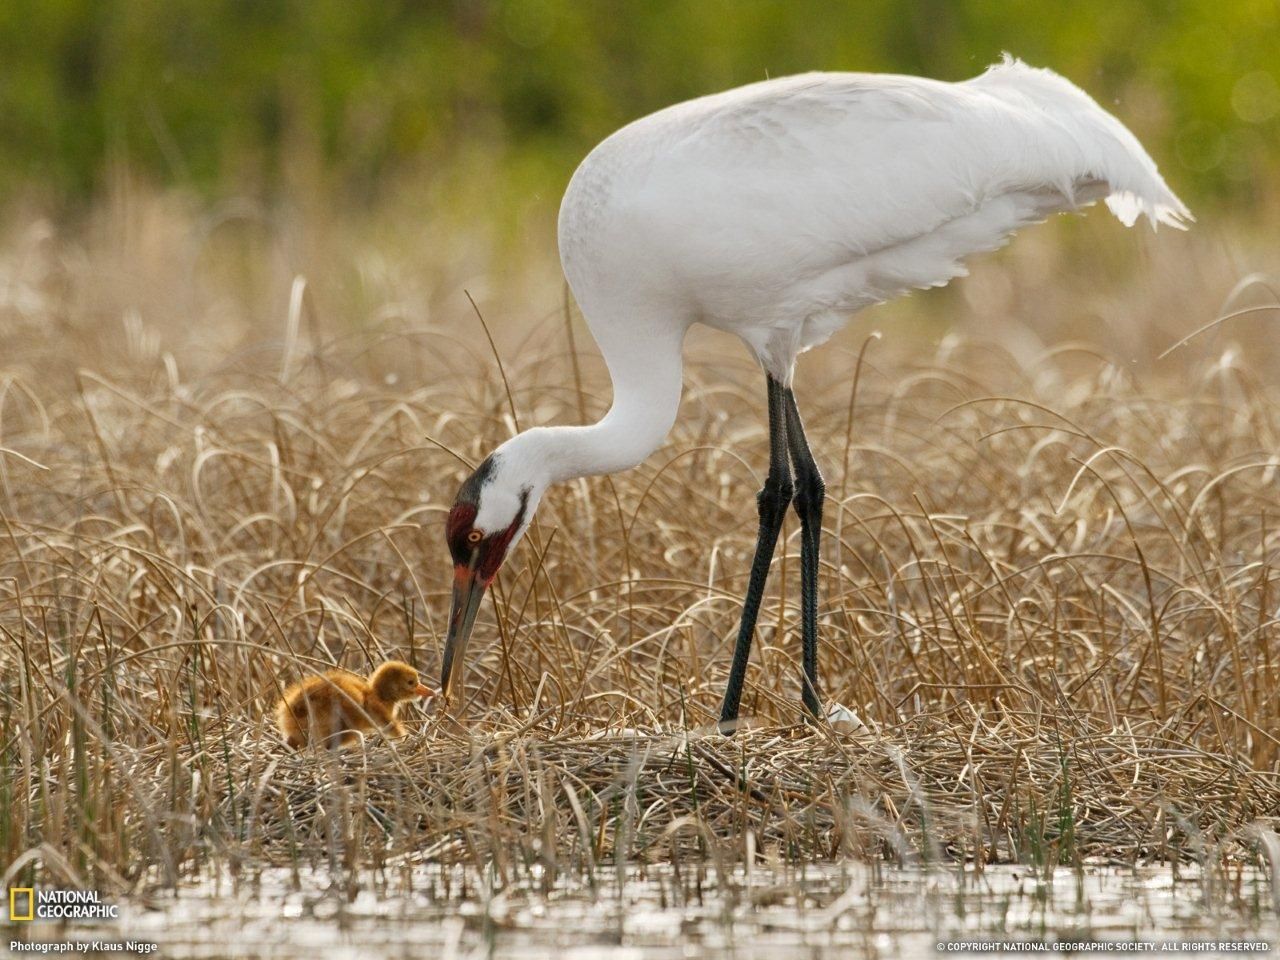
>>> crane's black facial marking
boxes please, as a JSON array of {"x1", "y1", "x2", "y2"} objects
[
  {"x1": 445, "y1": 455, "x2": 497, "y2": 566},
  {"x1": 455, "y1": 455, "x2": 497, "y2": 507},
  {"x1": 444, "y1": 454, "x2": 530, "y2": 582}
]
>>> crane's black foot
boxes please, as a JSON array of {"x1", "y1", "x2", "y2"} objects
[{"x1": 801, "y1": 682, "x2": 823, "y2": 723}]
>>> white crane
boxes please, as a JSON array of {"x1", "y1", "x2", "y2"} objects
[{"x1": 439, "y1": 56, "x2": 1189, "y2": 730}]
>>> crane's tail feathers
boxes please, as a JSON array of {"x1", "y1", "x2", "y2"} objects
[
  {"x1": 1105, "y1": 190, "x2": 1193, "y2": 231},
  {"x1": 978, "y1": 56, "x2": 1192, "y2": 232}
]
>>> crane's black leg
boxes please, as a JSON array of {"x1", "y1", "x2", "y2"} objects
[
  {"x1": 783, "y1": 386, "x2": 825, "y2": 720},
  {"x1": 718, "y1": 375, "x2": 792, "y2": 733}
]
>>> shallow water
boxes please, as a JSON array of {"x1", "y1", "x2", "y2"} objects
[{"x1": 9, "y1": 863, "x2": 1276, "y2": 959}]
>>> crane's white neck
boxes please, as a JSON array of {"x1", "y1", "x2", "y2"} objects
[{"x1": 471, "y1": 316, "x2": 686, "y2": 534}]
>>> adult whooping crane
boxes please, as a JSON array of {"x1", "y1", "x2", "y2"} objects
[{"x1": 440, "y1": 56, "x2": 1189, "y2": 730}]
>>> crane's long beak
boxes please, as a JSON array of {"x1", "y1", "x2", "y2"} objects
[{"x1": 441, "y1": 563, "x2": 486, "y2": 701}]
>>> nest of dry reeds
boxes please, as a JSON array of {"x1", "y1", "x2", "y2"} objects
[{"x1": 202, "y1": 707, "x2": 1280, "y2": 877}]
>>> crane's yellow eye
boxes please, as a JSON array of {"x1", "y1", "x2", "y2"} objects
[{"x1": 466, "y1": 530, "x2": 483, "y2": 545}]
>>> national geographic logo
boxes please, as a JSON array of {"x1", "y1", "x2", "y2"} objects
[
  {"x1": 7, "y1": 888, "x2": 119, "y2": 921},
  {"x1": 9, "y1": 888, "x2": 34, "y2": 922}
]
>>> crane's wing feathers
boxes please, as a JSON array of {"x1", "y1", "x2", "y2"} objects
[
  {"x1": 968, "y1": 56, "x2": 1189, "y2": 229},
  {"x1": 558, "y1": 58, "x2": 1188, "y2": 372}
]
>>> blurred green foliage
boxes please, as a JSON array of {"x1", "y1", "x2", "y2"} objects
[{"x1": 0, "y1": 0, "x2": 1275, "y2": 211}]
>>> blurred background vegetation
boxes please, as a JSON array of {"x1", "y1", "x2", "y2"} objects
[
  {"x1": 3, "y1": 0, "x2": 1277, "y2": 220},
  {"x1": 0, "y1": 0, "x2": 1275, "y2": 371}
]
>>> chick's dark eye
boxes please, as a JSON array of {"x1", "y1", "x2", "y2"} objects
[{"x1": 466, "y1": 530, "x2": 483, "y2": 545}]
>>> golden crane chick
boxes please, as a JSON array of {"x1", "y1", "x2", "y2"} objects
[{"x1": 276, "y1": 660, "x2": 434, "y2": 749}]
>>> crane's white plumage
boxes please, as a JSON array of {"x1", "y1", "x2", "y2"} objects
[
  {"x1": 458, "y1": 60, "x2": 1177, "y2": 576},
  {"x1": 560, "y1": 56, "x2": 1187, "y2": 381},
  {"x1": 473, "y1": 58, "x2": 1189, "y2": 542},
  {"x1": 442, "y1": 58, "x2": 1189, "y2": 715}
]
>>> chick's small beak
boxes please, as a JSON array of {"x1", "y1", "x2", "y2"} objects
[
  {"x1": 441, "y1": 562, "x2": 486, "y2": 701},
  {"x1": 414, "y1": 683, "x2": 433, "y2": 699}
]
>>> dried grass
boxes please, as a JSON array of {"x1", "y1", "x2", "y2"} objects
[{"x1": 2, "y1": 198, "x2": 1280, "y2": 894}]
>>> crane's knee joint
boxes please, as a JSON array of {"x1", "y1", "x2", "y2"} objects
[
  {"x1": 793, "y1": 473, "x2": 825, "y2": 516},
  {"x1": 757, "y1": 476, "x2": 793, "y2": 518}
]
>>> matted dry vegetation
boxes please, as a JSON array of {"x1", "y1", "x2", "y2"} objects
[{"x1": 2, "y1": 199, "x2": 1280, "y2": 896}]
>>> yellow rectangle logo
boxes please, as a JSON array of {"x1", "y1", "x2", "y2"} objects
[{"x1": 9, "y1": 887, "x2": 35, "y2": 921}]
